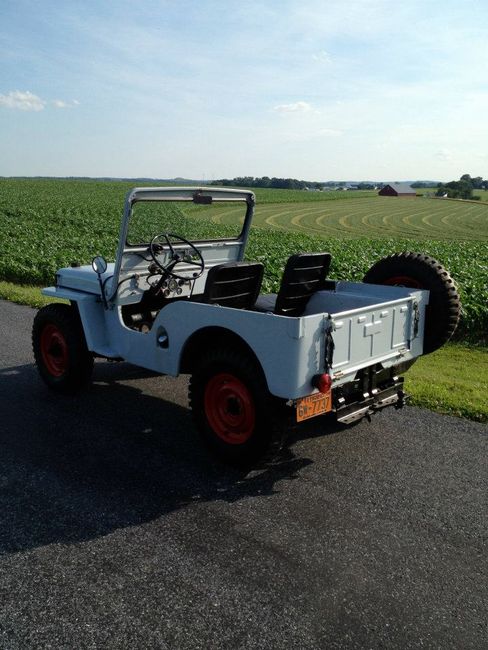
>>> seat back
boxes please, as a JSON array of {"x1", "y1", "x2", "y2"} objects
[
  {"x1": 275, "y1": 252, "x2": 332, "y2": 316},
  {"x1": 202, "y1": 262, "x2": 264, "y2": 309}
]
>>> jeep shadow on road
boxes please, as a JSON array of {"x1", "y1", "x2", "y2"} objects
[{"x1": 0, "y1": 360, "x2": 342, "y2": 555}]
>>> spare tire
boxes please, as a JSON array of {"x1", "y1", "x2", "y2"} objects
[{"x1": 363, "y1": 252, "x2": 461, "y2": 354}]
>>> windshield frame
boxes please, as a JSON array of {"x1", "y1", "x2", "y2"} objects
[{"x1": 108, "y1": 186, "x2": 255, "y2": 301}]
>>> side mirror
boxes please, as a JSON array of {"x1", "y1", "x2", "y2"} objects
[
  {"x1": 92, "y1": 256, "x2": 109, "y2": 309},
  {"x1": 92, "y1": 255, "x2": 108, "y2": 275}
]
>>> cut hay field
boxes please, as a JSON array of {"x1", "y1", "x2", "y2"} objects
[{"x1": 205, "y1": 196, "x2": 488, "y2": 241}]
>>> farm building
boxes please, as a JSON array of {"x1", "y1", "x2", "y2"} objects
[{"x1": 378, "y1": 183, "x2": 416, "y2": 197}]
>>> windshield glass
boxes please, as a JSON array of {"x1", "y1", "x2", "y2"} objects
[{"x1": 127, "y1": 200, "x2": 246, "y2": 245}]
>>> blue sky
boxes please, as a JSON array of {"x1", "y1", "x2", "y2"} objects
[{"x1": 1, "y1": 0, "x2": 487, "y2": 181}]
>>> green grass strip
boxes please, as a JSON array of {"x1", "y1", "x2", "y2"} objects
[
  {"x1": 405, "y1": 343, "x2": 488, "y2": 422},
  {"x1": 0, "y1": 281, "x2": 67, "y2": 308}
]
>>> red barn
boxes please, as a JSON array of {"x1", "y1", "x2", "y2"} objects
[{"x1": 378, "y1": 183, "x2": 416, "y2": 197}]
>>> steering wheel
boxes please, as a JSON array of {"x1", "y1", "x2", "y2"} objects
[{"x1": 149, "y1": 232, "x2": 205, "y2": 281}]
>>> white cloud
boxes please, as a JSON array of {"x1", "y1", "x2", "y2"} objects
[
  {"x1": 273, "y1": 101, "x2": 313, "y2": 113},
  {"x1": 0, "y1": 90, "x2": 46, "y2": 111},
  {"x1": 0, "y1": 91, "x2": 80, "y2": 111},
  {"x1": 52, "y1": 99, "x2": 80, "y2": 108},
  {"x1": 312, "y1": 50, "x2": 332, "y2": 64}
]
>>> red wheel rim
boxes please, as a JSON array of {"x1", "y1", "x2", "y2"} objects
[
  {"x1": 383, "y1": 275, "x2": 422, "y2": 289},
  {"x1": 40, "y1": 324, "x2": 69, "y2": 377},
  {"x1": 204, "y1": 373, "x2": 256, "y2": 445}
]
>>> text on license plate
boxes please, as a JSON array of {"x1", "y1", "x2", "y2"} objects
[{"x1": 296, "y1": 390, "x2": 332, "y2": 422}]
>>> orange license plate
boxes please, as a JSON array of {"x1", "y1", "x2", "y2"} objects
[{"x1": 296, "y1": 390, "x2": 332, "y2": 422}]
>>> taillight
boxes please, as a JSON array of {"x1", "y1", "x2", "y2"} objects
[{"x1": 312, "y1": 373, "x2": 332, "y2": 394}]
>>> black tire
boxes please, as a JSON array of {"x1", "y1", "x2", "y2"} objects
[
  {"x1": 32, "y1": 303, "x2": 94, "y2": 393},
  {"x1": 363, "y1": 252, "x2": 461, "y2": 354},
  {"x1": 189, "y1": 346, "x2": 287, "y2": 467}
]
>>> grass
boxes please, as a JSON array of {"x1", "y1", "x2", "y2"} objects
[
  {"x1": 474, "y1": 189, "x2": 488, "y2": 201},
  {"x1": 405, "y1": 343, "x2": 488, "y2": 422},
  {"x1": 1, "y1": 282, "x2": 486, "y2": 423},
  {"x1": 0, "y1": 281, "x2": 65, "y2": 308},
  {"x1": 207, "y1": 196, "x2": 488, "y2": 241}
]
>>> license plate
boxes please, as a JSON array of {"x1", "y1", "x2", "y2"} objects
[{"x1": 296, "y1": 390, "x2": 332, "y2": 422}]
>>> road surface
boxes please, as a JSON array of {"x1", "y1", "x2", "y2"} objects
[{"x1": 0, "y1": 300, "x2": 486, "y2": 648}]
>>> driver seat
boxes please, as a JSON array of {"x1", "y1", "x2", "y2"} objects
[{"x1": 202, "y1": 262, "x2": 264, "y2": 309}]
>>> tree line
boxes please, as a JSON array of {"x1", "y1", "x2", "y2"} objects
[
  {"x1": 210, "y1": 176, "x2": 376, "y2": 190},
  {"x1": 211, "y1": 176, "x2": 311, "y2": 189},
  {"x1": 210, "y1": 174, "x2": 488, "y2": 198},
  {"x1": 436, "y1": 174, "x2": 488, "y2": 200}
]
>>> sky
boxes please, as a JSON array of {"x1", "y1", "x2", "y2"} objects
[{"x1": 0, "y1": 0, "x2": 487, "y2": 181}]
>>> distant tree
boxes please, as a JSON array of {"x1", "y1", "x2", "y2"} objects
[
  {"x1": 458, "y1": 173, "x2": 486, "y2": 192},
  {"x1": 411, "y1": 181, "x2": 436, "y2": 188},
  {"x1": 210, "y1": 176, "x2": 308, "y2": 190},
  {"x1": 458, "y1": 181, "x2": 473, "y2": 199},
  {"x1": 436, "y1": 177, "x2": 474, "y2": 199},
  {"x1": 357, "y1": 182, "x2": 375, "y2": 190}
]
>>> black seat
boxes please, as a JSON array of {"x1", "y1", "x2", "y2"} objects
[
  {"x1": 254, "y1": 252, "x2": 332, "y2": 316},
  {"x1": 202, "y1": 262, "x2": 264, "y2": 309}
]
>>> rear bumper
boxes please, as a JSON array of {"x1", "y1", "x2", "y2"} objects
[{"x1": 334, "y1": 379, "x2": 408, "y2": 425}]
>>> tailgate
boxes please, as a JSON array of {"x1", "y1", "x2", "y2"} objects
[{"x1": 329, "y1": 295, "x2": 421, "y2": 381}]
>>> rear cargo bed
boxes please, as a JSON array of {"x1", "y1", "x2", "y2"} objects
[{"x1": 305, "y1": 281, "x2": 429, "y2": 386}]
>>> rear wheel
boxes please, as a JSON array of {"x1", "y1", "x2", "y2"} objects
[
  {"x1": 189, "y1": 347, "x2": 286, "y2": 466},
  {"x1": 363, "y1": 252, "x2": 461, "y2": 354},
  {"x1": 32, "y1": 303, "x2": 94, "y2": 393}
]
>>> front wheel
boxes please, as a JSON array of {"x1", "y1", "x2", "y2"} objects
[
  {"x1": 32, "y1": 303, "x2": 94, "y2": 393},
  {"x1": 189, "y1": 347, "x2": 286, "y2": 466}
]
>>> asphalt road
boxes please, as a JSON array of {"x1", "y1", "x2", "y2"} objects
[{"x1": 0, "y1": 299, "x2": 486, "y2": 649}]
